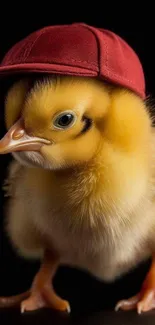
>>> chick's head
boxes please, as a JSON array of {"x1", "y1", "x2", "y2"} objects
[
  {"x1": 1, "y1": 76, "x2": 110, "y2": 169},
  {"x1": 0, "y1": 75, "x2": 152, "y2": 173}
]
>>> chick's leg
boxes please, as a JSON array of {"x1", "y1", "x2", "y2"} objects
[
  {"x1": 115, "y1": 257, "x2": 155, "y2": 314},
  {"x1": 20, "y1": 250, "x2": 70, "y2": 313},
  {"x1": 0, "y1": 250, "x2": 70, "y2": 313}
]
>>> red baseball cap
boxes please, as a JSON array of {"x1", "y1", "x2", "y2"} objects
[{"x1": 0, "y1": 23, "x2": 145, "y2": 99}]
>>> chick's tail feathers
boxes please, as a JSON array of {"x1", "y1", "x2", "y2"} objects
[{"x1": 0, "y1": 290, "x2": 30, "y2": 308}]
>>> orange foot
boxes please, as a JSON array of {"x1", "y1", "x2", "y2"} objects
[
  {"x1": 20, "y1": 284, "x2": 70, "y2": 313},
  {"x1": 0, "y1": 250, "x2": 70, "y2": 314},
  {"x1": 115, "y1": 258, "x2": 155, "y2": 314}
]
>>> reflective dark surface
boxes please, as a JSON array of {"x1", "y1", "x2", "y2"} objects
[{"x1": 1, "y1": 308, "x2": 155, "y2": 325}]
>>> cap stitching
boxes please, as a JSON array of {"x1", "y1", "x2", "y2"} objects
[
  {"x1": 79, "y1": 24, "x2": 100, "y2": 72},
  {"x1": 98, "y1": 30, "x2": 143, "y2": 90},
  {"x1": 9, "y1": 58, "x2": 98, "y2": 67},
  {"x1": 0, "y1": 66, "x2": 97, "y2": 77},
  {"x1": 21, "y1": 29, "x2": 50, "y2": 62},
  {"x1": 104, "y1": 36, "x2": 142, "y2": 89},
  {"x1": 86, "y1": 26, "x2": 144, "y2": 95},
  {"x1": 6, "y1": 57, "x2": 98, "y2": 69},
  {"x1": 23, "y1": 56, "x2": 98, "y2": 68}
]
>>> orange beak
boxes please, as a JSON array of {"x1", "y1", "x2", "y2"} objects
[{"x1": 0, "y1": 118, "x2": 50, "y2": 154}]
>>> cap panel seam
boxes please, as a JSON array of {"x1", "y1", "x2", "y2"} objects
[
  {"x1": 80, "y1": 24, "x2": 100, "y2": 74},
  {"x1": 22, "y1": 29, "x2": 50, "y2": 62},
  {"x1": 83, "y1": 26, "x2": 144, "y2": 93}
]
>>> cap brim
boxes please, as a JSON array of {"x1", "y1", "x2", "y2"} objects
[
  {"x1": 0, "y1": 62, "x2": 145, "y2": 99},
  {"x1": 0, "y1": 62, "x2": 98, "y2": 78}
]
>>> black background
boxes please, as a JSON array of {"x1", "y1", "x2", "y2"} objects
[{"x1": 0, "y1": 7, "x2": 155, "y2": 324}]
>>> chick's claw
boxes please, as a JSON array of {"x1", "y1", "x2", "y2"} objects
[
  {"x1": 115, "y1": 294, "x2": 140, "y2": 311},
  {"x1": 21, "y1": 294, "x2": 46, "y2": 313},
  {"x1": 115, "y1": 290, "x2": 155, "y2": 314},
  {"x1": 41, "y1": 287, "x2": 71, "y2": 313}
]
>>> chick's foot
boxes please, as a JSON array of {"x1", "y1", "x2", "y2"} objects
[
  {"x1": 0, "y1": 250, "x2": 71, "y2": 314},
  {"x1": 115, "y1": 258, "x2": 155, "y2": 314},
  {"x1": 20, "y1": 284, "x2": 70, "y2": 313}
]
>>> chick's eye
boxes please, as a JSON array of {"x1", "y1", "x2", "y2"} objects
[{"x1": 53, "y1": 112, "x2": 77, "y2": 130}]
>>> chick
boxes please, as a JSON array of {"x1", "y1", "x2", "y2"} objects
[{"x1": 0, "y1": 75, "x2": 154, "y2": 314}]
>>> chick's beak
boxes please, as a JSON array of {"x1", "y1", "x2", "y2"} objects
[{"x1": 0, "y1": 118, "x2": 50, "y2": 154}]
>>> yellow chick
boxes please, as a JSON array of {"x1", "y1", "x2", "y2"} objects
[{"x1": 0, "y1": 75, "x2": 154, "y2": 315}]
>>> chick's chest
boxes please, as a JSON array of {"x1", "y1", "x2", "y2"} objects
[{"x1": 23, "y1": 167, "x2": 152, "y2": 280}]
